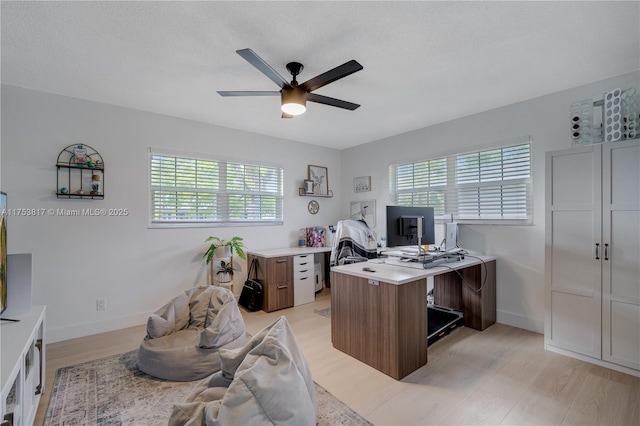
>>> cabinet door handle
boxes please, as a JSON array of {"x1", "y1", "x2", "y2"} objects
[
  {"x1": 595, "y1": 243, "x2": 600, "y2": 260},
  {"x1": 277, "y1": 285, "x2": 288, "y2": 289},
  {"x1": 276, "y1": 259, "x2": 287, "y2": 263},
  {"x1": 604, "y1": 243, "x2": 609, "y2": 260},
  {"x1": 35, "y1": 338, "x2": 43, "y2": 395}
]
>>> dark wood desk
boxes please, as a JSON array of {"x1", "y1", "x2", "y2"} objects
[
  {"x1": 330, "y1": 256, "x2": 496, "y2": 380},
  {"x1": 247, "y1": 247, "x2": 331, "y2": 312}
]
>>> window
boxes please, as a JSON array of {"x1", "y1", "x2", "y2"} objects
[
  {"x1": 389, "y1": 138, "x2": 532, "y2": 224},
  {"x1": 149, "y1": 149, "x2": 283, "y2": 227}
]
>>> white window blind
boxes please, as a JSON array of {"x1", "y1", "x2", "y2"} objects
[
  {"x1": 390, "y1": 139, "x2": 532, "y2": 224},
  {"x1": 390, "y1": 157, "x2": 448, "y2": 216},
  {"x1": 150, "y1": 150, "x2": 283, "y2": 226}
]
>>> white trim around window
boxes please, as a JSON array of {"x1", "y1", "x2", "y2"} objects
[
  {"x1": 148, "y1": 148, "x2": 284, "y2": 228},
  {"x1": 389, "y1": 136, "x2": 533, "y2": 225}
]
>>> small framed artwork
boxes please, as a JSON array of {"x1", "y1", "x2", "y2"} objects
[
  {"x1": 308, "y1": 165, "x2": 328, "y2": 196},
  {"x1": 354, "y1": 176, "x2": 371, "y2": 193}
]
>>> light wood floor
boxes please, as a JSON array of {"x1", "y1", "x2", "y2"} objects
[{"x1": 35, "y1": 289, "x2": 640, "y2": 425}]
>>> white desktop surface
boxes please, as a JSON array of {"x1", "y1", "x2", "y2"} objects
[
  {"x1": 331, "y1": 254, "x2": 495, "y2": 285},
  {"x1": 247, "y1": 246, "x2": 331, "y2": 258}
]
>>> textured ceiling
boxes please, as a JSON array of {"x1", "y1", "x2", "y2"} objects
[{"x1": 2, "y1": 1, "x2": 639, "y2": 150}]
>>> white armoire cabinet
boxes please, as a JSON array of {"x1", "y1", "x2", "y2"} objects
[{"x1": 545, "y1": 139, "x2": 639, "y2": 376}]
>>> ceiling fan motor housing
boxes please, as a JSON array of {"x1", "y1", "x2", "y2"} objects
[{"x1": 281, "y1": 86, "x2": 307, "y2": 115}]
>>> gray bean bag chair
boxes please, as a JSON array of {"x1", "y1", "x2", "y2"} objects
[
  {"x1": 168, "y1": 316, "x2": 316, "y2": 425},
  {"x1": 138, "y1": 286, "x2": 250, "y2": 381}
]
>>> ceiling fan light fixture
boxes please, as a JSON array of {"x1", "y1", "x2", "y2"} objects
[
  {"x1": 281, "y1": 102, "x2": 306, "y2": 116},
  {"x1": 219, "y1": 49, "x2": 362, "y2": 117},
  {"x1": 281, "y1": 88, "x2": 306, "y2": 116}
]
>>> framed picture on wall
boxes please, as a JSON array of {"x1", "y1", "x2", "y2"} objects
[
  {"x1": 354, "y1": 176, "x2": 371, "y2": 192},
  {"x1": 308, "y1": 165, "x2": 328, "y2": 195},
  {"x1": 350, "y1": 199, "x2": 376, "y2": 227}
]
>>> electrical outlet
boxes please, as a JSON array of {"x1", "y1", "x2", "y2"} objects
[{"x1": 96, "y1": 298, "x2": 106, "y2": 311}]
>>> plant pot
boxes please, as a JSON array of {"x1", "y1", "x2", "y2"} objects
[
  {"x1": 214, "y1": 246, "x2": 231, "y2": 258},
  {"x1": 217, "y1": 272, "x2": 232, "y2": 283}
]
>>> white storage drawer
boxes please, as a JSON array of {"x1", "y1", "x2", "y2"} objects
[
  {"x1": 293, "y1": 254, "x2": 313, "y2": 268},
  {"x1": 294, "y1": 255, "x2": 315, "y2": 306},
  {"x1": 294, "y1": 269, "x2": 314, "y2": 280}
]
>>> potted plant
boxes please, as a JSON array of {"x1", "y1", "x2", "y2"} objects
[
  {"x1": 216, "y1": 260, "x2": 235, "y2": 283},
  {"x1": 203, "y1": 236, "x2": 246, "y2": 285}
]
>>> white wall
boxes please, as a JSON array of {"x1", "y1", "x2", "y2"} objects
[
  {"x1": 1, "y1": 85, "x2": 342, "y2": 341},
  {"x1": 340, "y1": 70, "x2": 640, "y2": 333},
  {"x1": 3, "y1": 71, "x2": 638, "y2": 341}
]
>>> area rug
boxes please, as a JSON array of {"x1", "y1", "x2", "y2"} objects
[
  {"x1": 44, "y1": 350, "x2": 372, "y2": 425},
  {"x1": 315, "y1": 307, "x2": 331, "y2": 318}
]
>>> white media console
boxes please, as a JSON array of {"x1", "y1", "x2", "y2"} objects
[
  {"x1": 1, "y1": 253, "x2": 45, "y2": 426},
  {"x1": 1, "y1": 306, "x2": 46, "y2": 426}
]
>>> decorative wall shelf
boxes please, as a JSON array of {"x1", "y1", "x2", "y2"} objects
[
  {"x1": 298, "y1": 188, "x2": 333, "y2": 198},
  {"x1": 56, "y1": 144, "x2": 104, "y2": 199}
]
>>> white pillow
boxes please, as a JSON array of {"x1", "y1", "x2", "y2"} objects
[
  {"x1": 146, "y1": 290, "x2": 192, "y2": 339},
  {"x1": 146, "y1": 301, "x2": 175, "y2": 339},
  {"x1": 188, "y1": 287, "x2": 213, "y2": 328},
  {"x1": 172, "y1": 291, "x2": 190, "y2": 331}
]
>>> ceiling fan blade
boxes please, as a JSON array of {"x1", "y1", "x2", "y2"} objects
[
  {"x1": 300, "y1": 60, "x2": 363, "y2": 92},
  {"x1": 281, "y1": 112, "x2": 294, "y2": 119},
  {"x1": 217, "y1": 91, "x2": 280, "y2": 97},
  {"x1": 307, "y1": 93, "x2": 360, "y2": 110},
  {"x1": 236, "y1": 48, "x2": 290, "y2": 89}
]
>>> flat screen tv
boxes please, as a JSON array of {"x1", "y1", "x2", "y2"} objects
[
  {"x1": 386, "y1": 205, "x2": 435, "y2": 248},
  {"x1": 1, "y1": 192, "x2": 7, "y2": 314}
]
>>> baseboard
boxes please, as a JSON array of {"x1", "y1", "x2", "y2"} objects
[
  {"x1": 545, "y1": 344, "x2": 640, "y2": 378},
  {"x1": 49, "y1": 308, "x2": 543, "y2": 343},
  {"x1": 48, "y1": 311, "x2": 151, "y2": 343},
  {"x1": 496, "y1": 309, "x2": 543, "y2": 334},
  {"x1": 48, "y1": 288, "x2": 241, "y2": 343}
]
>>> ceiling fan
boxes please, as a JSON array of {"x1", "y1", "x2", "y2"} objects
[{"x1": 217, "y1": 48, "x2": 363, "y2": 118}]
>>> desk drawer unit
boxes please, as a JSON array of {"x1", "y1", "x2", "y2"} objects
[
  {"x1": 293, "y1": 254, "x2": 315, "y2": 305},
  {"x1": 247, "y1": 254, "x2": 293, "y2": 312}
]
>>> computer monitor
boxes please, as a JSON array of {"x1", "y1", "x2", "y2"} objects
[{"x1": 386, "y1": 205, "x2": 435, "y2": 248}]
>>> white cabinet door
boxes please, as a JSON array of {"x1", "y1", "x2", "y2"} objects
[
  {"x1": 602, "y1": 139, "x2": 640, "y2": 370},
  {"x1": 545, "y1": 145, "x2": 602, "y2": 358}
]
